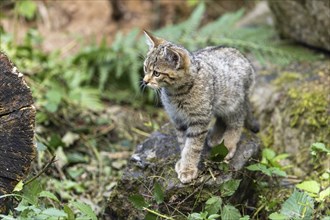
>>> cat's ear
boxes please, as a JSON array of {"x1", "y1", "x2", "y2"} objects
[
  {"x1": 144, "y1": 30, "x2": 164, "y2": 49},
  {"x1": 165, "y1": 47, "x2": 190, "y2": 70}
]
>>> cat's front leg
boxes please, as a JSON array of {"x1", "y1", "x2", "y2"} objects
[
  {"x1": 175, "y1": 127, "x2": 186, "y2": 151},
  {"x1": 175, "y1": 127, "x2": 209, "y2": 183}
]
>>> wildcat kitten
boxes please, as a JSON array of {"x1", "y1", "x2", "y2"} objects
[{"x1": 142, "y1": 31, "x2": 259, "y2": 183}]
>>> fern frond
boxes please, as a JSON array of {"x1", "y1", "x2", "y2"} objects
[{"x1": 69, "y1": 3, "x2": 322, "y2": 98}]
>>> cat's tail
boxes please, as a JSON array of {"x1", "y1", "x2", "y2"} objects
[
  {"x1": 245, "y1": 100, "x2": 260, "y2": 133},
  {"x1": 245, "y1": 117, "x2": 260, "y2": 133}
]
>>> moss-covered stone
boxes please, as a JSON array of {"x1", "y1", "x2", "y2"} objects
[{"x1": 252, "y1": 60, "x2": 330, "y2": 177}]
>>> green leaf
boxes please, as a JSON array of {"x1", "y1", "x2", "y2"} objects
[
  {"x1": 145, "y1": 212, "x2": 157, "y2": 220},
  {"x1": 16, "y1": 0, "x2": 37, "y2": 20},
  {"x1": 262, "y1": 148, "x2": 276, "y2": 161},
  {"x1": 246, "y1": 163, "x2": 263, "y2": 171},
  {"x1": 246, "y1": 163, "x2": 271, "y2": 176},
  {"x1": 185, "y1": 2, "x2": 205, "y2": 34},
  {"x1": 296, "y1": 180, "x2": 320, "y2": 194},
  {"x1": 39, "y1": 191, "x2": 60, "y2": 202},
  {"x1": 22, "y1": 180, "x2": 43, "y2": 205},
  {"x1": 71, "y1": 201, "x2": 97, "y2": 220},
  {"x1": 13, "y1": 180, "x2": 24, "y2": 192},
  {"x1": 321, "y1": 172, "x2": 330, "y2": 180},
  {"x1": 0, "y1": 214, "x2": 16, "y2": 220},
  {"x1": 62, "y1": 131, "x2": 80, "y2": 147},
  {"x1": 129, "y1": 194, "x2": 149, "y2": 210},
  {"x1": 311, "y1": 142, "x2": 330, "y2": 155},
  {"x1": 318, "y1": 187, "x2": 330, "y2": 201},
  {"x1": 205, "y1": 196, "x2": 222, "y2": 215},
  {"x1": 153, "y1": 182, "x2": 164, "y2": 204},
  {"x1": 247, "y1": 163, "x2": 286, "y2": 177},
  {"x1": 220, "y1": 179, "x2": 241, "y2": 197},
  {"x1": 210, "y1": 141, "x2": 228, "y2": 162},
  {"x1": 280, "y1": 189, "x2": 314, "y2": 220},
  {"x1": 63, "y1": 205, "x2": 75, "y2": 220},
  {"x1": 42, "y1": 208, "x2": 67, "y2": 217},
  {"x1": 208, "y1": 214, "x2": 221, "y2": 219},
  {"x1": 36, "y1": 142, "x2": 47, "y2": 151},
  {"x1": 15, "y1": 203, "x2": 33, "y2": 212},
  {"x1": 221, "y1": 205, "x2": 241, "y2": 220},
  {"x1": 269, "y1": 212, "x2": 288, "y2": 220},
  {"x1": 199, "y1": 212, "x2": 209, "y2": 219},
  {"x1": 272, "y1": 153, "x2": 290, "y2": 162},
  {"x1": 188, "y1": 213, "x2": 203, "y2": 220},
  {"x1": 239, "y1": 215, "x2": 251, "y2": 220},
  {"x1": 268, "y1": 167, "x2": 287, "y2": 177},
  {"x1": 45, "y1": 89, "x2": 62, "y2": 113}
]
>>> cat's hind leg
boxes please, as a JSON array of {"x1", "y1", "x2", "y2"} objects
[
  {"x1": 223, "y1": 113, "x2": 244, "y2": 160},
  {"x1": 207, "y1": 117, "x2": 226, "y2": 147}
]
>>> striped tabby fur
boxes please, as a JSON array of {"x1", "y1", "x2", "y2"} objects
[{"x1": 142, "y1": 31, "x2": 259, "y2": 183}]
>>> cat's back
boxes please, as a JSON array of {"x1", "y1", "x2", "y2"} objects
[
  {"x1": 193, "y1": 46, "x2": 254, "y2": 89},
  {"x1": 194, "y1": 46, "x2": 251, "y2": 68}
]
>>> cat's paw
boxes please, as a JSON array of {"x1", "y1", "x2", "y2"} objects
[
  {"x1": 224, "y1": 149, "x2": 236, "y2": 161},
  {"x1": 175, "y1": 160, "x2": 198, "y2": 184}
]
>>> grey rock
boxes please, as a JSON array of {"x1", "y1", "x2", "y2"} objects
[
  {"x1": 268, "y1": 0, "x2": 330, "y2": 51},
  {"x1": 106, "y1": 123, "x2": 260, "y2": 220}
]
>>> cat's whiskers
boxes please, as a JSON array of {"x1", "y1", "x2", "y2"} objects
[
  {"x1": 138, "y1": 53, "x2": 146, "y2": 61},
  {"x1": 139, "y1": 77, "x2": 147, "y2": 95},
  {"x1": 154, "y1": 88, "x2": 161, "y2": 106}
]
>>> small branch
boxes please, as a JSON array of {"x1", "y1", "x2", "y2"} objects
[
  {"x1": 131, "y1": 127, "x2": 150, "y2": 137},
  {"x1": 208, "y1": 168, "x2": 216, "y2": 181},
  {"x1": 24, "y1": 154, "x2": 56, "y2": 185},
  {"x1": 143, "y1": 207, "x2": 174, "y2": 220}
]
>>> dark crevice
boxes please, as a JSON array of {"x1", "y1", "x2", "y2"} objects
[{"x1": 0, "y1": 104, "x2": 33, "y2": 118}]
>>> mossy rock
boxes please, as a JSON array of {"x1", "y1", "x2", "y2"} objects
[
  {"x1": 106, "y1": 124, "x2": 260, "y2": 219},
  {"x1": 251, "y1": 59, "x2": 330, "y2": 177}
]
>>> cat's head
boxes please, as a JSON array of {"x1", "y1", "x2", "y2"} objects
[{"x1": 142, "y1": 30, "x2": 191, "y2": 89}]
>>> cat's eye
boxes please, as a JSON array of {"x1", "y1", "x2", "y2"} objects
[{"x1": 153, "y1": 71, "x2": 160, "y2": 77}]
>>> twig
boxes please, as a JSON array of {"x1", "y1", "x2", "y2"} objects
[
  {"x1": 143, "y1": 207, "x2": 174, "y2": 220},
  {"x1": 208, "y1": 168, "x2": 216, "y2": 181},
  {"x1": 131, "y1": 127, "x2": 150, "y2": 137},
  {"x1": 24, "y1": 154, "x2": 56, "y2": 185}
]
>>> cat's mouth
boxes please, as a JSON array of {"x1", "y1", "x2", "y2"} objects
[{"x1": 147, "y1": 83, "x2": 160, "y2": 89}]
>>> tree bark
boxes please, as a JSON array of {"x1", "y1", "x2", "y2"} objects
[{"x1": 0, "y1": 52, "x2": 36, "y2": 213}]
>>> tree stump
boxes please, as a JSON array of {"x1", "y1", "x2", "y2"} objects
[{"x1": 0, "y1": 52, "x2": 36, "y2": 213}]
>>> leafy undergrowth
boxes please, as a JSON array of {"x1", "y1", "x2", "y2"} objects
[
  {"x1": 125, "y1": 144, "x2": 329, "y2": 220},
  {"x1": 0, "y1": 2, "x2": 328, "y2": 219}
]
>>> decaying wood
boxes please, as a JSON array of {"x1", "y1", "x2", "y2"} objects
[{"x1": 0, "y1": 52, "x2": 36, "y2": 213}]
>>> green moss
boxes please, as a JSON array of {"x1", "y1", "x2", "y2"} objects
[
  {"x1": 264, "y1": 70, "x2": 329, "y2": 147},
  {"x1": 273, "y1": 72, "x2": 304, "y2": 86},
  {"x1": 287, "y1": 80, "x2": 329, "y2": 133},
  {"x1": 260, "y1": 127, "x2": 274, "y2": 148}
]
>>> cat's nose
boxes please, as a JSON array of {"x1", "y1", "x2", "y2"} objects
[{"x1": 143, "y1": 76, "x2": 150, "y2": 85}]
